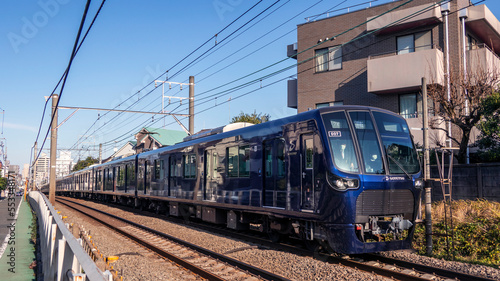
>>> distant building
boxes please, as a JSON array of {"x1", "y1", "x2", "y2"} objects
[
  {"x1": 103, "y1": 141, "x2": 137, "y2": 163},
  {"x1": 36, "y1": 152, "x2": 50, "y2": 185},
  {"x1": 134, "y1": 127, "x2": 187, "y2": 154},
  {"x1": 22, "y1": 163, "x2": 29, "y2": 180},
  {"x1": 56, "y1": 151, "x2": 74, "y2": 178}
]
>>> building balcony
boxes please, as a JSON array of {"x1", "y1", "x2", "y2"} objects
[
  {"x1": 366, "y1": 3, "x2": 442, "y2": 34},
  {"x1": 466, "y1": 4, "x2": 500, "y2": 54},
  {"x1": 467, "y1": 44, "x2": 500, "y2": 76},
  {"x1": 367, "y1": 46, "x2": 444, "y2": 94}
]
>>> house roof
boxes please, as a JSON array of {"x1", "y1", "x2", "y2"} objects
[{"x1": 138, "y1": 127, "x2": 187, "y2": 146}]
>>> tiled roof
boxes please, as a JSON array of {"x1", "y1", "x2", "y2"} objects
[{"x1": 139, "y1": 127, "x2": 187, "y2": 146}]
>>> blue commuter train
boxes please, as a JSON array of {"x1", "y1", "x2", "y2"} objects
[{"x1": 51, "y1": 106, "x2": 423, "y2": 254}]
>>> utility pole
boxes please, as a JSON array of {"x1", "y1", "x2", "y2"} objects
[
  {"x1": 99, "y1": 143, "x2": 102, "y2": 164},
  {"x1": 49, "y1": 94, "x2": 58, "y2": 205},
  {"x1": 189, "y1": 76, "x2": 194, "y2": 135},
  {"x1": 33, "y1": 142, "x2": 38, "y2": 191},
  {"x1": 460, "y1": 8, "x2": 470, "y2": 164},
  {"x1": 442, "y1": 2, "x2": 453, "y2": 158},
  {"x1": 422, "y1": 77, "x2": 432, "y2": 255}
]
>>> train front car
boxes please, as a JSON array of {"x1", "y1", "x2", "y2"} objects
[{"x1": 319, "y1": 107, "x2": 422, "y2": 254}]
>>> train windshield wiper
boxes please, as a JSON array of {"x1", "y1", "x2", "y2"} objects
[{"x1": 384, "y1": 147, "x2": 411, "y2": 180}]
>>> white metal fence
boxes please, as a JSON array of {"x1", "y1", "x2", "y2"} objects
[{"x1": 29, "y1": 191, "x2": 112, "y2": 281}]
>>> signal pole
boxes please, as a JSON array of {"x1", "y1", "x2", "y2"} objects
[{"x1": 49, "y1": 94, "x2": 58, "y2": 205}]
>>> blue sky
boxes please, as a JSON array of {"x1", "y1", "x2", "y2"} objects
[{"x1": 1, "y1": 0, "x2": 500, "y2": 169}]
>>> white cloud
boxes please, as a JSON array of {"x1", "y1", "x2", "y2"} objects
[{"x1": 3, "y1": 122, "x2": 37, "y2": 132}]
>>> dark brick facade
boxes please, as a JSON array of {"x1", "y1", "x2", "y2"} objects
[{"x1": 295, "y1": 0, "x2": 472, "y2": 114}]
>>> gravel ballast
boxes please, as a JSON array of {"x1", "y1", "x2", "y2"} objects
[{"x1": 55, "y1": 199, "x2": 500, "y2": 281}]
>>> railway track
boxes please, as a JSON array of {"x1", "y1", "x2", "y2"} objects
[
  {"x1": 55, "y1": 197, "x2": 289, "y2": 281},
  {"x1": 57, "y1": 196, "x2": 497, "y2": 281}
]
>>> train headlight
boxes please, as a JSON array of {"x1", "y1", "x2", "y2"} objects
[
  {"x1": 328, "y1": 172, "x2": 359, "y2": 191},
  {"x1": 414, "y1": 178, "x2": 424, "y2": 189}
]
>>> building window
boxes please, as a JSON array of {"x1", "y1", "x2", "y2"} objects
[
  {"x1": 316, "y1": 101, "x2": 343, "y2": 108},
  {"x1": 399, "y1": 93, "x2": 434, "y2": 119},
  {"x1": 315, "y1": 46, "x2": 342, "y2": 72},
  {"x1": 467, "y1": 34, "x2": 478, "y2": 50},
  {"x1": 399, "y1": 93, "x2": 419, "y2": 119},
  {"x1": 397, "y1": 30, "x2": 432, "y2": 55}
]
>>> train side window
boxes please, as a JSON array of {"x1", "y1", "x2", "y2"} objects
[
  {"x1": 183, "y1": 154, "x2": 196, "y2": 179},
  {"x1": 154, "y1": 159, "x2": 161, "y2": 179},
  {"x1": 305, "y1": 138, "x2": 314, "y2": 169},
  {"x1": 160, "y1": 160, "x2": 165, "y2": 179},
  {"x1": 170, "y1": 156, "x2": 177, "y2": 178},
  {"x1": 227, "y1": 146, "x2": 239, "y2": 177},
  {"x1": 264, "y1": 142, "x2": 272, "y2": 177},
  {"x1": 227, "y1": 145, "x2": 250, "y2": 178},
  {"x1": 277, "y1": 139, "x2": 285, "y2": 178},
  {"x1": 213, "y1": 153, "x2": 218, "y2": 176},
  {"x1": 239, "y1": 146, "x2": 250, "y2": 177},
  {"x1": 127, "y1": 164, "x2": 135, "y2": 186}
]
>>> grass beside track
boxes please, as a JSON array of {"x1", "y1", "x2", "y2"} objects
[{"x1": 413, "y1": 199, "x2": 500, "y2": 268}]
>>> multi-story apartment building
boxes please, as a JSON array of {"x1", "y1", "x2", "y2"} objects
[{"x1": 288, "y1": 0, "x2": 500, "y2": 146}]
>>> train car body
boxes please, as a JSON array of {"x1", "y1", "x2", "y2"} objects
[{"x1": 52, "y1": 106, "x2": 423, "y2": 254}]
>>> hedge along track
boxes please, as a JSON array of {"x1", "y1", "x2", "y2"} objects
[{"x1": 55, "y1": 197, "x2": 290, "y2": 281}]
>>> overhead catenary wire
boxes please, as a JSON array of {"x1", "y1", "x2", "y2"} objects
[
  {"x1": 75, "y1": 0, "x2": 379, "y2": 150},
  {"x1": 32, "y1": 0, "x2": 94, "y2": 167},
  {"x1": 76, "y1": 0, "x2": 469, "y2": 158},
  {"x1": 82, "y1": 0, "x2": 420, "y2": 152},
  {"x1": 68, "y1": 0, "x2": 271, "y2": 151},
  {"x1": 163, "y1": 0, "x2": 454, "y2": 121},
  {"x1": 93, "y1": 0, "x2": 438, "y2": 151}
]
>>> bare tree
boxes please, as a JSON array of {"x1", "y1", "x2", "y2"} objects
[{"x1": 427, "y1": 65, "x2": 500, "y2": 163}]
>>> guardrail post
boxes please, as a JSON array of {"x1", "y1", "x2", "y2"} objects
[{"x1": 28, "y1": 191, "x2": 110, "y2": 281}]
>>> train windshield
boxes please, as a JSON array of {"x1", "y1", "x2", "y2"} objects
[
  {"x1": 323, "y1": 110, "x2": 420, "y2": 175},
  {"x1": 348, "y1": 111, "x2": 385, "y2": 174},
  {"x1": 322, "y1": 111, "x2": 359, "y2": 173},
  {"x1": 372, "y1": 111, "x2": 420, "y2": 175}
]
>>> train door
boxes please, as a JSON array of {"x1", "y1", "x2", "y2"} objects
[
  {"x1": 112, "y1": 167, "x2": 116, "y2": 192},
  {"x1": 263, "y1": 140, "x2": 273, "y2": 207},
  {"x1": 301, "y1": 133, "x2": 315, "y2": 210},
  {"x1": 204, "y1": 149, "x2": 217, "y2": 201},
  {"x1": 169, "y1": 156, "x2": 176, "y2": 197},
  {"x1": 263, "y1": 139, "x2": 287, "y2": 208},
  {"x1": 145, "y1": 160, "x2": 151, "y2": 195}
]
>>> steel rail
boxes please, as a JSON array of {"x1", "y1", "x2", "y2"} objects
[
  {"x1": 57, "y1": 196, "x2": 496, "y2": 281},
  {"x1": 364, "y1": 253, "x2": 497, "y2": 281},
  {"x1": 56, "y1": 198, "x2": 224, "y2": 281},
  {"x1": 56, "y1": 197, "x2": 290, "y2": 281}
]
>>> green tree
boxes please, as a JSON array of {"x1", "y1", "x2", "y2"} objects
[
  {"x1": 0, "y1": 177, "x2": 7, "y2": 191},
  {"x1": 475, "y1": 92, "x2": 500, "y2": 162},
  {"x1": 231, "y1": 111, "x2": 270, "y2": 124},
  {"x1": 72, "y1": 156, "x2": 99, "y2": 172}
]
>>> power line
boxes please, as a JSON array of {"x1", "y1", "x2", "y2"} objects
[
  {"x1": 78, "y1": 0, "x2": 417, "y2": 153},
  {"x1": 68, "y1": 0, "x2": 281, "y2": 150},
  {"x1": 33, "y1": 0, "x2": 107, "y2": 146},
  {"x1": 72, "y1": 0, "x2": 451, "y2": 158},
  {"x1": 33, "y1": 0, "x2": 95, "y2": 166}
]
